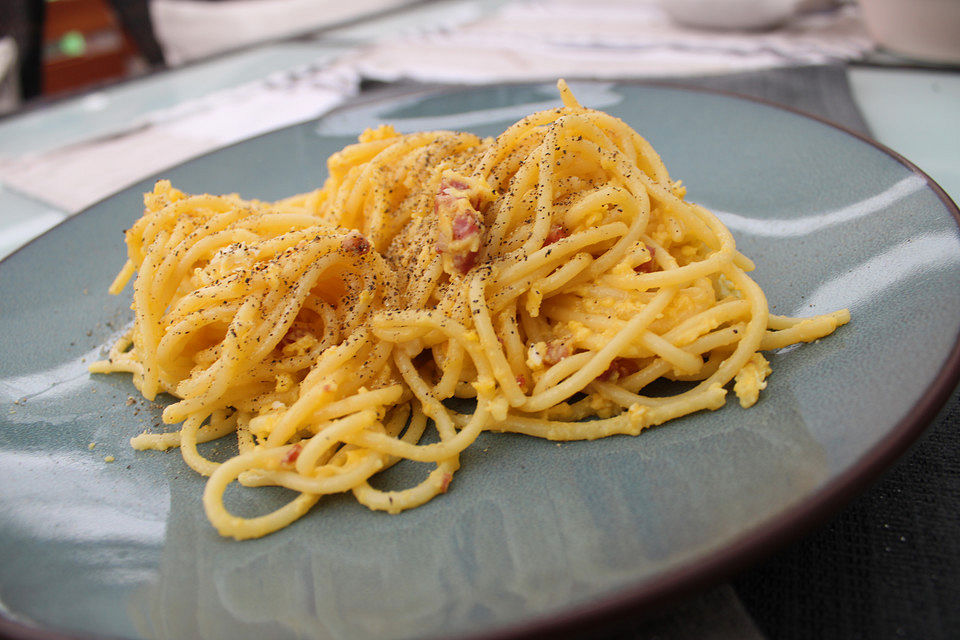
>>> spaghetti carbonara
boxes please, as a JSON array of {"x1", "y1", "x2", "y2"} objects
[{"x1": 91, "y1": 81, "x2": 848, "y2": 539}]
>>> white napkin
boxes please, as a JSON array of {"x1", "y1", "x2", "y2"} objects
[{"x1": 0, "y1": 66, "x2": 358, "y2": 213}]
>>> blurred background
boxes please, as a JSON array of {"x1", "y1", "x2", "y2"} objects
[
  {"x1": 0, "y1": 0, "x2": 156, "y2": 105},
  {"x1": 1, "y1": 0, "x2": 958, "y2": 113}
]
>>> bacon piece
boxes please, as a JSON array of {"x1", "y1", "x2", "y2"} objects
[
  {"x1": 543, "y1": 340, "x2": 571, "y2": 366},
  {"x1": 599, "y1": 358, "x2": 638, "y2": 382},
  {"x1": 516, "y1": 374, "x2": 529, "y2": 393},
  {"x1": 544, "y1": 224, "x2": 568, "y2": 246},
  {"x1": 435, "y1": 174, "x2": 485, "y2": 275},
  {"x1": 452, "y1": 211, "x2": 479, "y2": 241},
  {"x1": 450, "y1": 248, "x2": 477, "y2": 274},
  {"x1": 439, "y1": 472, "x2": 453, "y2": 493},
  {"x1": 443, "y1": 179, "x2": 485, "y2": 211},
  {"x1": 341, "y1": 231, "x2": 370, "y2": 254},
  {"x1": 282, "y1": 443, "x2": 303, "y2": 466},
  {"x1": 434, "y1": 189, "x2": 456, "y2": 217},
  {"x1": 634, "y1": 245, "x2": 656, "y2": 273}
]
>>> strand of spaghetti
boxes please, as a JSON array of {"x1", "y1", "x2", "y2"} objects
[
  {"x1": 394, "y1": 350, "x2": 460, "y2": 438},
  {"x1": 474, "y1": 108, "x2": 569, "y2": 179},
  {"x1": 495, "y1": 222, "x2": 627, "y2": 286},
  {"x1": 253, "y1": 411, "x2": 426, "y2": 498},
  {"x1": 177, "y1": 410, "x2": 239, "y2": 475},
  {"x1": 698, "y1": 266, "x2": 769, "y2": 388},
  {"x1": 158, "y1": 208, "x2": 254, "y2": 289},
  {"x1": 236, "y1": 416, "x2": 255, "y2": 454},
  {"x1": 599, "y1": 271, "x2": 762, "y2": 409},
  {"x1": 406, "y1": 252, "x2": 444, "y2": 309},
  {"x1": 108, "y1": 260, "x2": 136, "y2": 294},
  {"x1": 496, "y1": 308, "x2": 531, "y2": 383},
  {"x1": 532, "y1": 352, "x2": 593, "y2": 396},
  {"x1": 326, "y1": 136, "x2": 396, "y2": 178},
  {"x1": 342, "y1": 402, "x2": 491, "y2": 463},
  {"x1": 541, "y1": 122, "x2": 658, "y2": 279},
  {"x1": 524, "y1": 252, "x2": 593, "y2": 317},
  {"x1": 334, "y1": 132, "x2": 477, "y2": 236},
  {"x1": 489, "y1": 262, "x2": 563, "y2": 316},
  {"x1": 433, "y1": 339, "x2": 466, "y2": 398},
  {"x1": 172, "y1": 247, "x2": 365, "y2": 410},
  {"x1": 294, "y1": 409, "x2": 378, "y2": 475},
  {"x1": 129, "y1": 411, "x2": 237, "y2": 452},
  {"x1": 761, "y1": 311, "x2": 851, "y2": 349},
  {"x1": 261, "y1": 451, "x2": 386, "y2": 495},
  {"x1": 521, "y1": 286, "x2": 677, "y2": 412},
  {"x1": 352, "y1": 458, "x2": 459, "y2": 513},
  {"x1": 767, "y1": 313, "x2": 813, "y2": 330},
  {"x1": 306, "y1": 385, "x2": 404, "y2": 426},
  {"x1": 155, "y1": 306, "x2": 238, "y2": 379},
  {"x1": 202, "y1": 447, "x2": 320, "y2": 540},
  {"x1": 264, "y1": 330, "x2": 372, "y2": 447},
  {"x1": 163, "y1": 276, "x2": 249, "y2": 319},
  {"x1": 595, "y1": 267, "x2": 768, "y2": 412},
  {"x1": 577, "y1": 183, "x2": 649, "y2": 280},
  {"x1": 469, "y1": 271, "x2": 527, "y2": 407},
  {"x1": 638, "y1": 332, "x2": 704, "y2": 376},
  {"x1": 375, "y1": 404, "x2": 422, "y2": 466},
  {"x1": 481, "y1": 160, "x2": 539, "y2": 258},
  {"x1": 131, "y1": 227, "x2": 171, "y2": 400},
  {"x1": 661, "y1": 299, "x2": 751, "y2": 346},
  {"x1": 496, "y1": 385, "x2": 727, "y2": 441},
  {"x1": 171, "y1": 227, "x2": 262, "y2": 281},
  {"x1": 682, "y1": 324, "x2": 747, "y2": 360},
  {"x1": 147, "y1": 216, "x2": 208, "y2": 309},
  {"x1": 560, "y1": 184, "x2": 630, "y2": 232},
  {"x1": 602, "y1": 233, "x2": 735, "y2": 291},
  {"x1": 236, "y1": 213, "x2": 324, "y2": 235},
  {"x1": 371, "y1": 310, "x2": 495, "y2": 380},
  {"x1": 230, "y1": 227, "x2": 332, "y2": 266},
  {"x1": 162, "y1": 297, "x2": 263, "y2": 422},
  {"x1": 88, "y1": 331, "x2": 135, "y2": 372},
  {"x1": 371, "y1": 139, "x2": 480, "y2": 249},
  {"x1": 522, "y1": 121, "x2": 560, "y2": 253}
]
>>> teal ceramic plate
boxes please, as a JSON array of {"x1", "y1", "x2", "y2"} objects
[{"x1": 1, "y1": 82, "x2": 959, "y2": 640}]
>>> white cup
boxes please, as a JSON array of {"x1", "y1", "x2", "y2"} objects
[
  {"x1": 660, "y1": 0, "x2": 804, "y2": 30},
  {"x1": 858, "y1": 0, "x2": 960, "y2": 64}
]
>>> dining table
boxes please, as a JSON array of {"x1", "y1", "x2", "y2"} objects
[{"x1": 0, "y1": 1, "x2": 957, "y2": 639}]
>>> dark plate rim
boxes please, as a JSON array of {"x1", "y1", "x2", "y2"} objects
[{"x1": 1, "y1": 78, "x2": 958, "y2": 640}]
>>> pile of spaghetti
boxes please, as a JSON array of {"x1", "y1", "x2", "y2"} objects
[{"x1": 92, "y1": 81, "x2": 848, "y2": 539}]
